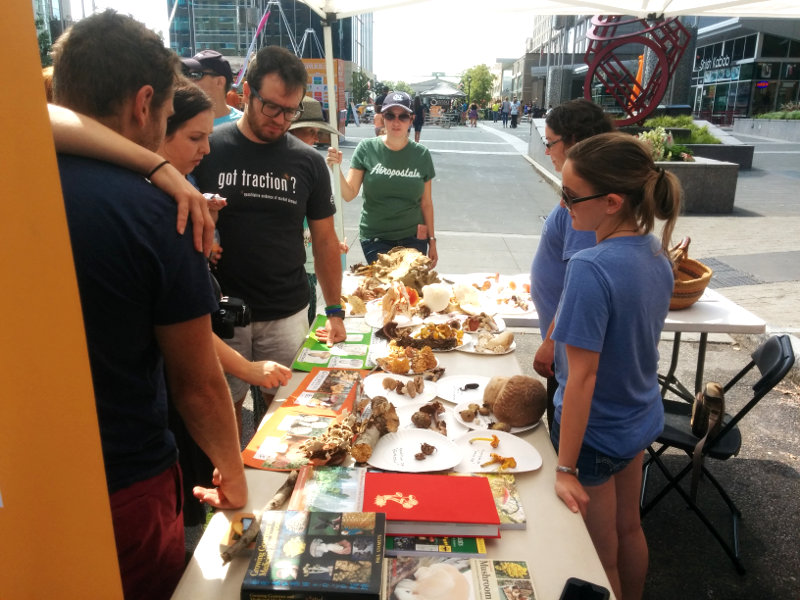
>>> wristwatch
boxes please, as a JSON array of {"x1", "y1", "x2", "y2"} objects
[
  {"x1": 326, "y1": 309, "x2": 346, "y2": 320},
  {"x1": 428, "y1": 236, "x2": 437, "y2": 242},
  {"x1": 556, "y1": 465, "x2": 579, "y2": 477}
]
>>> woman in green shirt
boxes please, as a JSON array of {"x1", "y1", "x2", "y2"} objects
[{"x1": 327, "y1": 91, "x2": 438, "y2": 267}]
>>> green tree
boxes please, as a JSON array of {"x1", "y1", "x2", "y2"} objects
[
  {"x1": 351, "y1": 69, "x2": 370, "y2": 103},
  {"x1": 460, "y1": 65, "x2": 495, "y2": 105},
  {"x1": 377, "y1": 80, "x2": 413, "y2": 95},
  {"x1": 36, "y1": 16, "x2": 52, "y2": 67}
]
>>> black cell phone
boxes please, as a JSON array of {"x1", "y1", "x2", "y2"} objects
[{"x1": 559, "y1": 577, "x2": 611, "y2": 600}]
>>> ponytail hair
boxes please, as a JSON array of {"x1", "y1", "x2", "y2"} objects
[{"x1": 566, "y1": 132, "x2": 682, "y2": 254}]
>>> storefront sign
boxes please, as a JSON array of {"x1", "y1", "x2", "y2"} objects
[
  {"x1": 695, "y1": 54, "x2": 731, "y2": 72},
  {"x1": 756, "y1": 80, "x2": 769, "y2": 88}
]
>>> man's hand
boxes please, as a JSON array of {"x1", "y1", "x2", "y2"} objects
[
  {"x1": 325, "y1": 317, "x2": 346, "y2": 347},
  {"x1": 533, "y1": 338, "x2": 555, "y2": 378},
  {"x1": 149, "y1": 163, "x2": 215, "y2": 255},
  {"x1": 193, "y1": 467, "x2": 248, "y2": 510}
]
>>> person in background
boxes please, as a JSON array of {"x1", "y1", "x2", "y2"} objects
[
  {"x1": 288, "y1": 95, "x2": 349, "y2": 325},
  {"x1": 192, "y1": 45, "x2": 346, "y2": 426},
  {"x1": 468, "y1": 103, "x2": 478, "y2": 127},
  {"x1": 226, "y1": 88, "x2": 243, "y2": 111},
  {"x1": 550, "y1": 131, "x2": 681, "y2": 600},
  {"x1": 326, "y1": 91, "x2": 437, "y2": 267},
  {"x1": 510, "y1": 96, "x2": 521, "y2": 128},
  {"x1": 51, "y1": 11, "x2": 246, "y2": 599},
  {"x1": 501, "y1": 96, "x2": 510, "y2": 128},
  {"x1": 492, "y1": 98, "x2": 500, "y2": 123},
  {"x1": 531, "y1": 99, "x2": 615, "y2": 430},
  {"x1": 182, "y1": 49, "x2": 243, "y2": 126},
  {"x1": 412, "y1": 95, "x2": 426, "y2": 143},
  {"x1": 42, "y1": 65, "x2": 54, "y2": 101},
  {"x1": 374, "y1": 85, "x2": 389, "y2": 136}
]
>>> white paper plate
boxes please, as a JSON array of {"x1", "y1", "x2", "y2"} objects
[
  {"x1": 394, "y1": 402, "x2": 469, "y2": 440},
  {"x1": 362, "y1": 372, "x2": 438, "y2": 404},
  {"x1": 434, "y1": 375, "x2": 491, "y2": 404},
  {"x1": 368, "y1": 430, "x2": 462, "y2": 472},
  {"x1": 459, "y1": 314, "x2": 506, "y2": 334},
  {"x1": 452, "y1": 401, "x2": 539, "y2": 434},
  {"x1": 456, "y1": 339, "x2": 517, "y2": 355},
  {"x1": 452, "y1": 429, "x2": 543, "y2": 473},
  {"x1": 364, "y1": 299, "x2": 423, "y2": 329}
]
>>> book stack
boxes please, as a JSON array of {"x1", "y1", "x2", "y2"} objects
[
  {"x1": 288, "y1": 466, "x2": 530, "y2": 560},
  {"x1": 362, "y1": 471, "x2": 501, "y2": 538},
  {"x1": 240, "y1": 510, "x2": 385, "y2": 600}
]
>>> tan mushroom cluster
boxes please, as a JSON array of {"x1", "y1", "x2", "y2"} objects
[{"x1": 482, "y1": 375, "x2": 547, "y2": 427}]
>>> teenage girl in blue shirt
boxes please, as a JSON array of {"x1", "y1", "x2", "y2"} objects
[{"x1": 549, "y1": 132, "x2": 682, "y2": 600}]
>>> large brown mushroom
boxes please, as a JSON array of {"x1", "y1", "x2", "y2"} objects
[{"x1": 483, "y1": 375, "x2": 546, "y2": 427}]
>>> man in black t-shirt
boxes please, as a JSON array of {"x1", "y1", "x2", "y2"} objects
[
  {"x1": 193, "y1": 46, "x2": 346, "y2": 425},
  {"x1": 52, "y1": 11, "x2": 246, "y2": 600}
]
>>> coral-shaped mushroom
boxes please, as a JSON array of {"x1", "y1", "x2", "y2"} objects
[{"x1": 482, "y1": 375, "x2": 546, "y2": 427}]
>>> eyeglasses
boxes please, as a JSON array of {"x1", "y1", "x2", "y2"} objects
[
  {"x1": 250, "y1": 87, "x2": 303, "y2": 121},
  {"x1": 544, "y1": 138, "x2": 563, "y2": 150},
  {"x1": 383, "y1": 112, "x2": 411, "y2": 122},
  {"x1": 561, "y1": 188, "x2": 609, "y2": 210}
]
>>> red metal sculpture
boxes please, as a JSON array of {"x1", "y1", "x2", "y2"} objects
[{"x1": 584, "y1": 15, "x2": 691, "y2": 126}]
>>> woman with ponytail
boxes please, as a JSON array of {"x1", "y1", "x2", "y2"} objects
[{"x1": 548, "y1": 132, "x2": 681, "y2": 600}]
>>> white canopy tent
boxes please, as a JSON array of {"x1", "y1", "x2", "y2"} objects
[{"x1": 298, "y1": 0, "x2": 800, "y2": 239}]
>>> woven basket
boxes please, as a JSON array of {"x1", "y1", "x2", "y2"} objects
[{"x1": 669, "y1": 237, "x2": 712, "y2": 310}]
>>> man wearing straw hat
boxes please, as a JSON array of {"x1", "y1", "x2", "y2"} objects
[{"x1": 288, "y1": 96, "x2": 348, "y2": 325}]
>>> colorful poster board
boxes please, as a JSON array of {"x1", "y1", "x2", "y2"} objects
[{"x1": 302, "y1": 58, "x2": 346, "y2": 136}]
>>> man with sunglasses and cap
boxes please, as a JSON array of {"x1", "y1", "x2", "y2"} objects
[
  {"x1": 182, "y1": 50, "x2": 243, "y2": 126},
  {"x1": 327, "y1": 91, "x2": 437, "y2": 266},
  {"x1": 193, "y1": 46, "x2": 346, "y2": 423}
]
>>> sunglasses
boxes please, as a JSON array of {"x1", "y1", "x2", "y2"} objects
[
  {"x1": 544, "y1": 138, "x2": 563, "y2": 150},
  {"x1": 383, "y1": 112, "x2": 411, "y2": 122},
  {"x1": 186, "y1": 71, "x2": 218, "y2": 80},
  {"x1": 561, "y1": 188, "x2": 609, "y2": 210}
]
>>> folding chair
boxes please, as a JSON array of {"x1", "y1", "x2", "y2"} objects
[{"x1": 640, "y1": 334, "x2": 795, "y2": 574}]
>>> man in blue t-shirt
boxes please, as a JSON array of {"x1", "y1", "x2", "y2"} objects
[{"x1": 52, "y1": 12, "x2": 246, "y2": 600}]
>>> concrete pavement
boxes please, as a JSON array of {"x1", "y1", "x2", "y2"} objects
[{"x1": 328, "y1": 118, "x2": 800, "y2": 599}]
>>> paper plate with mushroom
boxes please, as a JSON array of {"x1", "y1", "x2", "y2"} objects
[
  {"x1": 362, "y1": 372, "x2": 438, "y2": 404},
  {"x1": 452, "y1": 429, "x2": 542, "y2": 473},
  {"x1": 452, "y1": 401, "x2": 538, "y2": 434},
  {"x1": 368, "y1": 430, "x2": 462, "y2": 472}
]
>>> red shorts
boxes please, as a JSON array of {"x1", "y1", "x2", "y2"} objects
[{"x1": 110, "y1": 463, "x2": 185, "y2": 600}]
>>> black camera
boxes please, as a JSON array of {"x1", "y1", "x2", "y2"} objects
[{"x1": 212, "y1": 296, "x2": 251, "y2": 339}]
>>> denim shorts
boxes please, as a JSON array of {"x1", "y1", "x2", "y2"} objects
[{"x1": 550, "y1": 419, "x2": 633, "y2": 486}]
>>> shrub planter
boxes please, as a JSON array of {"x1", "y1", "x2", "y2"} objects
[
  {"x1": 733, "y1": 118, "x2": 800, "y2": 143},
  {"x1": 528, "y1": 120, "x2": 739, "y2": 214},
  {"x1": 684, "y1": 143, "x2": 753, "y2": 169},
  {"x1": 660, "y1": 157, "x2": 738, "y2": 214}
]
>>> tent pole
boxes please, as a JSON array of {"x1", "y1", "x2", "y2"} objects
[{"x1": 323, "y1": 15, "x2": 346, "y2": 260}]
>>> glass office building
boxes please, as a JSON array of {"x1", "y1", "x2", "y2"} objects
[
  {"x1": 691, "y1": 18, "x2": 800, "y2": 120},
  {"x1": 168, "y1": 0, "x2": 372, "y2": 72}
]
